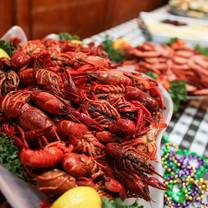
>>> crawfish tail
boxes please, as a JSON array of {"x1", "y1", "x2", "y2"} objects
[{"x1": 20, "y1": 146, "x2": 64, "y2": 168}]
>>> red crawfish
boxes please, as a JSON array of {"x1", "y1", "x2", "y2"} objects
[
  {"x1": 0, "y1": 69, "x2": 20, "y2": 96},
  {"x1": 19, "y1": 52, "x2": 80, "y2": 103},
  {"x1": 1, "y1": 90, "x2": 61, "y2": 143},
  {"x1": 106, "y1": 143, "x2": 168, "y2": 191},
  {"x1": 20, "y1": 142, "x2": 71, "y2": 169},
  {"x1": 32, "y1": 90, "x2": 103, "y2": 131},
  {"x1": 58, "y1": 120, "x2": 105, "y2": 157},
  {"x1": 95, "y1": 130, "x2": 121, "y2": 143},
  {"x1": 93, "y1": 83, "x2": 161, "y2": 111},
  {"x1": 57, "y1": 51, "x2": 111, "y2": 68},
  {"x1": 81, "y1": 94, "x2": 136, "y2": 135},
  {"x1": 77, "y1": 176, "x2": 126, "y2": 199},
  {"x1": 88, "y1": 69, "x2": 156, "y2": 90},
  {"x1": 11, "y1": 40, "x2": 45, "y2": 68},
  {"x1": 35, "y1": 169, "x2": 77, "y2": 197},
  {"x1": 10, "y1": 39, "x2": 80, "y2": 68},
  {"x1": 62, "y1": 152, "x2": 104, "y2": 180},
  {"x1": 121, "y1": 121, "x2": 166, "y2": 160}
]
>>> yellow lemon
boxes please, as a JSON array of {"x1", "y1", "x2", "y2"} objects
[
  {"x1": 71, "y1": 40, "x2": 82, "y2": 45},
  {"x1": 112, "y1": 38, "x2": 128, "y2": 50},
  {"x1": 0, "y1": 48, "x2": 10, "y2": 59},
  {"x1": 51, "y1": 186, "x2": 102, "y2": 208}
]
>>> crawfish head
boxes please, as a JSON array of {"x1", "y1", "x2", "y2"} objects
[
  {"x1": 1, "y1": 70, "x2": 20, "y2": 96},
  {"x1": 106, "y1": 143, "x2": 158, "y2": 176}
]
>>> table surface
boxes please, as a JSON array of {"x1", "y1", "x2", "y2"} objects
[{"x1": 83, "y1": 7, "x2": 208, "y2": 158}]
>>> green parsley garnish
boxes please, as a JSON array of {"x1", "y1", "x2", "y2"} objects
[
  {"x1": 145, "y1": 71, "x2": 158, "y2": 80},
  {"x1": 0, "y1": 40, "x2": 17, "y2": 57},
  {"x1": 102, "y1": 36, "x2": 124, "y2": 63},
  {"x1": 195, "y1": 44, "x2": 208, "y2": 56},
  {"x1": 59, "y1": 32, "x2": 80, "y2": 41},
  {"x1": 0, "y1": 134, "x2": 24, "y2": 179},
  {"x1": 169, "y1": 80, "x2": 187, "y2": 113},
  {"x1": 166, "y1": 37, "x2": 178, "y2": 46},
  {"x1": 102, "y1": 198, "x2": 143, "y2": 208}
]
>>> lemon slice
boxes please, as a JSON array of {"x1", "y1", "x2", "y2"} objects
[
  {"x1": 51, "y1": 186, "x2": 102, "y2": 208},
  {"x1": 0, "y1": 48, "x2": 10, "y2": 59},
  {"x1": 113, "y1": 38, "x2": 128, "y2": 50}
]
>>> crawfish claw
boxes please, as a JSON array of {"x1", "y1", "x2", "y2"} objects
[
  {"x1": 144, "y1": 176, "x2": 168, "y2": 190},
  {"x1": 104, "y1": 176, "x2": 126, "y2": 199}
]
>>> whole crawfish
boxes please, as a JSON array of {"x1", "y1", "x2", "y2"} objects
[
  {"x1": 62, "y1": 152, "x2": 104, "y2": 180},
  {"x1": 32, "y1": 90, "x2": 103, "y2": 131},
  {"x1": 58, "y1": 120, "x2": 105, "y2": 157},
  {"x1": 35, "y1": 169, "x2": 77, "y2": 197},
  {"x1": 20, "y1": 142, "x2": 70, "y2": 169},
  {"x1": 105, "y1": 142, "x2": 167, "y2": 200},
  {"x1": 1, "y1": 90, "x2": 61, "y2": 143}
]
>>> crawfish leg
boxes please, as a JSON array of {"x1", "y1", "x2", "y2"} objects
[
  {"x1": 66, "y1": 106, "x2": 103, "y2": 131},
  {"x1": 1, "y1": 123, "x2": 28, "y2": 149}
]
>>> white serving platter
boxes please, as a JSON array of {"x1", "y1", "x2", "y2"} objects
[
  {"x1": 1, "y1": 26, "x2": 27, "y2": 46},
  {"x1": 1, "y1": 27, "x2": 173, "y2": 208}
]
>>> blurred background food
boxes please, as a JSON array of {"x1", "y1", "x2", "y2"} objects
[{"x1": 169, "y1": 0, "x2": 208, "y2": 18}]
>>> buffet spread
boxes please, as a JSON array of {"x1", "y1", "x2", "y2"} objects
[{"x1": 0, "y1": 3, "x2": 208, "y2": 208}]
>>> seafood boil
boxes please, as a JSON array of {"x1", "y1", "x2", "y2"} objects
[{"x1": 0, "y1": 38, "x2": 167, "y2": 203}]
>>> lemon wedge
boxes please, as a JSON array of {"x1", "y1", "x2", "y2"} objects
[
  {"x1": 0, "y1": 48, "x2": 10, "y2": 59},
  {"x1": 51, "y1": 186, "x2": 102, "y2": 208}
]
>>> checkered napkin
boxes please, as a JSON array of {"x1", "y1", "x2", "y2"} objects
[{"x1": 164, "y1": 99, "x2": 208, "y2": 157}]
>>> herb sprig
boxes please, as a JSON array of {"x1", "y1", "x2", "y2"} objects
[
  {"x1": 102, "y1": 198, "x2": 143, "y2": 208},
  {"x1": 195, "y1": 44, "x2": 208, "y2": 56},
  {"x1": 169, "y1": 80, "x2": 187, "y2": 113},
  {"x1": 102, "y1": 37, "x2": 124, "y2": 63},
  {"x1": 59, "y1": 32, "x2": 80, "y2": 41},
  {"x1": 0, "y1": 134, "x2": 24, "y2": 179},
  {"x1": 166, "y1": 37, "x2": 178, "y2": 46},
  {"x1": 145, "y1": 71, "x2": 158, "y2": 80}
]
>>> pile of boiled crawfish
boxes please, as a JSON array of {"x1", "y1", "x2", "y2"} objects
[
  {"x1": 121, "y1": 39, "x2": 208, "y2": 95},
  {"x1": 0, "y1": 39, "x2": 168, "y2": 202}
]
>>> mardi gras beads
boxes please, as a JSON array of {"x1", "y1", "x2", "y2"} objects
[{"x1": 162, "y1": 136, "x2": 208, "y2": 207}]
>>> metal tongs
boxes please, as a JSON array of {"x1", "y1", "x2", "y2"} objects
[{"x1": 0, "y1": 165, "x2": 48, "y2": 208}]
